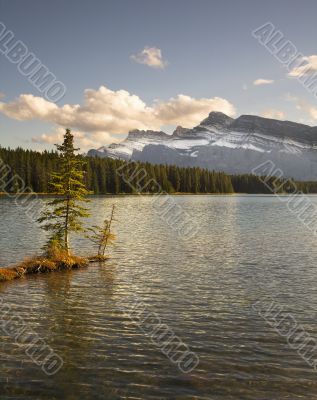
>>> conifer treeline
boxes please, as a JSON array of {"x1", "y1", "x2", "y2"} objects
[{"x1": 1, "y1": 146, "x2": 317, "y2": 194}]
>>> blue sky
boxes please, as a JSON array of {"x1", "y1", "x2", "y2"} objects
[{"x1": 1, "y1": 0, "x2": 317, "y2": 150}]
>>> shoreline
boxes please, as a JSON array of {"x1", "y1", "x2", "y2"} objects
[
  {"x1": 0, "y1": 254, "x2": 109, "y2": 283},
  {"x1": 1, "y1": 192, "x2": 314, "y2": 197},
  {"x1": 0, "y1": 192, "x2": 239, "y2": 196}
]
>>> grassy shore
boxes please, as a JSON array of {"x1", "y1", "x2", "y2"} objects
[
  {"x1": 0, "y1": 248, "x2": 112, "y2": 283},
  {"x1": 0, "y1": 251, "x2": 90, "y2": 282}
]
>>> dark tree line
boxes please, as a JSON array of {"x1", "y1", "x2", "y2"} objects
[{"x1": 1, "y1": 146, "x2": 317, "y2": 194}]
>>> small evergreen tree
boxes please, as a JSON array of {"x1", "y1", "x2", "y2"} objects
[
  {"x1": 87, "y1": 204, "x2": 116, "y2": 259},
  {"x1": 38, "y1": 129, "x2": 90, "y2": 255}
]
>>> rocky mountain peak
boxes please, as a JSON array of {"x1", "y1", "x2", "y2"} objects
[
  {"x1": 172, "y1": 126, "x2": 191, "y2": 137},
  {"x1": 199, "y1": 111, "x2": 234, "y2": 129}
]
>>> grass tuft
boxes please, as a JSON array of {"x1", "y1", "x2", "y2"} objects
[
  {"x1": 0, "y1": 268, "x2": 19, "y2": 282},
  {"x1": 88, "y1": 254, "x2": 110, "y2": 262},
  {"x1": 0, "y1": 248, "x2": 89, "y2": 283}
]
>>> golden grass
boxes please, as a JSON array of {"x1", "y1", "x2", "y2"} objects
[
  {"x1": 88, "y1": 254, "x2": 110, "y2": 262},
  {"x1": 0, "y1": 268, "x2": 19, "y2": 281},
  {"x1": 0, "y1": 249, "x2": 89, "y2": 283}
]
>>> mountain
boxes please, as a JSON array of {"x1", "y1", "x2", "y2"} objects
[{"x1": 87, "y1": 112, "x2": 317, "y2": 181}]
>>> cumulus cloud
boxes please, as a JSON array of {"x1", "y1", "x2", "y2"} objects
[
  {"x1": 253, "y1": 79, "x2": 274, "y2": 86},
  {"x1": 0, "y1": 87, "x2": 156, "y2": 133},
  {"x1": 260, "y1": 109, "x2": 286, "y2": 120},
  {"x1": 288, "y1": 55, "x2": 317, "y2": 77},
  {"x1": 0, "y1": 85, "x2": 236, "y2": 149},
  {"x1": 130, "y1": 47, "x2": 167, "y2": 69},
  {"x1": 0, "y1": 95, "x2": 58, "y2": 121},
  {"x1": 154, "y1": 94, "x2": 236, "y2": 127}
]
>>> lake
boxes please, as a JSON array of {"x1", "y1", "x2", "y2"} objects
[{"x1": 1, "y1": 195, "x2": 317, "y2": 399}]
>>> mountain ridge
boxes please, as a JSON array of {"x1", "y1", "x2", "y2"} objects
[{"x1": 88, "y1": 112, "x2": 317, "y2": 181}]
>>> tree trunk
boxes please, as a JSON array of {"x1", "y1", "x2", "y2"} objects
[
  {"x1": 98, "y1": 242, "x2": 103, "y2": 256},
  {"x1": 102, "y1": 205, "x2": 115, "y2": 256},
  {"x1": 65, "y1": 196, "x2": 70, "y2": 255},
  {"x1": 65, "y1": 230, "x2": 70, "y2": 255}
]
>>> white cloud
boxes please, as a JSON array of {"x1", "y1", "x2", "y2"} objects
[
  {"x1": 260, "y1": 109, "x2": 286, "y2": 120},
  {"x1": 0, "y1": 87, "x2": 156, "y2": 133},
  {"x1": 0, "y1": 86, "x2": 236, "y2": 149},
  {"x1": 31, "y1": 128, "x2": 64, "y2": 145},
  {"x1": 253, "y1": 79, "x2": 274, "y2": 86},
  {"x1": 295, "y1": 100, "x2": 317, "y2": 120},
  {"x1": 0, "y1": 95, "x2": 58, "y2": 121},
  {"x1": 284, "y1": 94, "x2": 317, "y2": 121},
  {"x1": 0, "y1": 85, "x2": 236, "y2": 148},
  {"x1": 32, "y1": 127, "x2": 119, "y2": 151},
  {"x1": 288, "y1": 55, "x2": 317, "y2": 77},
  {"x1": 154, "y1": 94, "x2": 236, "y2": 127},
  {"x1": 130, "y1": 47, "x2": 167, "y2": 69},
  {"x1": 307, "y1": 107, "x2": 317, "y2": 120}
]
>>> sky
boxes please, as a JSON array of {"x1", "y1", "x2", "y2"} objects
[{"x1": 1, "y1": 0, "x2": 317, "y2": 151}]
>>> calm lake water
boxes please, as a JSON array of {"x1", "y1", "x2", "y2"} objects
[{"x1": 1, "y1": 195, "x2": 317, "y2": 399}]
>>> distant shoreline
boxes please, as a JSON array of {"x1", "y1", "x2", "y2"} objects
[{"x1": 1, "y1": 192, "x2": 316, "y2": 197}]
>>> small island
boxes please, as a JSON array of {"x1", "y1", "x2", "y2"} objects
[{"x1": 0, "y1": 129, "x2": 116, "y2": 282}]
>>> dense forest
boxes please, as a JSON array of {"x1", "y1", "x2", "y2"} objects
[{"x1": 1, "y1": 146, "x2": 317, "y2": 194}]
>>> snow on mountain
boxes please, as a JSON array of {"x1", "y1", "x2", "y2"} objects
[{"x1": 87, "y1": 112, "x2": 317, "y2": 181}]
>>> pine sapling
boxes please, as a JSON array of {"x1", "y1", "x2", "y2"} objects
[{"x1": 87, "y1": 204, "x2": 116, "y2": 261}]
